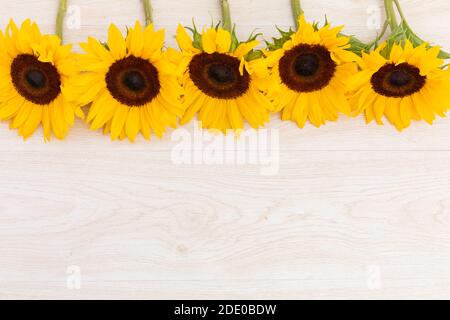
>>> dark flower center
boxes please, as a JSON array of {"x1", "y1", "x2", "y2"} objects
[
  {"x1": 279, "y1": 44, "x2": 337, "y2": 93},
  {"x1": 389, "y1": 70, "x2": 412, "y2": 87},
  {"x1": 294, "y1": 54, "x2": 320, "y2": 77},
  {"x1": 207, "y1": 64, "x2": 236, "y2": 84},
  {"x1": 189, "y1": 52, "x2": 250, "y2": 99},
  {"x1": 26, "y1": 70, "x2": 47, "y2": 89},
  {"x1": 371, "y1": 63, "x2": 426, "y2": 98},
  {"x1": 123, "y1": 71, "x2": 146, "y2": 91},
  {"x1": 106, "y1": 56, "x2": 160, "y2": 107},
  {"x1": 11, "y1": 54, "x2": 61, "y2": 105}
]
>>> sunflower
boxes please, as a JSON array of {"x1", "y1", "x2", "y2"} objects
[
  {"x1": 175, "y1": 24, "x2": 273, "y2": 132},
  {"x1": 0, "y1": 19, "x2": 83, "y2": 141},
  {"x1": 74, "y1": 21, "x2": 183, "y2": 141},
  {"x1": 265, "y1": 15, "x2": 358, "y2": 128},
  {"x1": 348, "y1": 41, "x2": 450, "y2": 130}
]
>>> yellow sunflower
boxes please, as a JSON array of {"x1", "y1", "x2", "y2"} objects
[
  {"x1": 175, "y1": 24, "x2": 273, "y2": 132},
  {"x1": 74, "y1": 21, "x2": 183, "y2": 141},
  {"x1": 348, "y1": 41, "x2": 450, "y2": 130},
  {"x1": 265, "y1": 16, "x2": 358, "y2": 128},
  {"x1": 0, "y1": 19, "x2": 83, "y2": 141}
]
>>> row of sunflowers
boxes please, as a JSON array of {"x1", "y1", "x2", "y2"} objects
[{"x1": 0, "y1": 0, "x2": 449, "y2": 142}]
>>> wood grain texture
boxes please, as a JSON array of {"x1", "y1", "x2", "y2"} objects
[{"x1": 0, "y1": 0, "x2": 450, "y2": 300}]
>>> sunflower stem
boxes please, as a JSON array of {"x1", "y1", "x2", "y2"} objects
[
  {"x1": 56, "y1": 0, "x2": 68, "y2": 41},
  {"x1": 384, "y1": 0, "x2": 398, "y2": 31},
  {"x1": 391, "y1": 0, "x2": 450, "y2": 59},
  {"x1": 220, "y1": 0, "x2": 232, "y2": 33},
  {"x1": 291, "y1": 0, "x2": 303, "y2": 29},
  {"x1": 142, "y1": 0, "x2": 153, "y2": 26},
  {"x1": 366, "y1": 20, "x2": 389, "y2": 50},
  {"x1": 392, "y1": 0, "x2": 409, "y2": 26}
]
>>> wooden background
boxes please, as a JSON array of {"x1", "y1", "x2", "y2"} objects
[{"x1": 0, "y1": 0, "x2": 449, "y2": 299}]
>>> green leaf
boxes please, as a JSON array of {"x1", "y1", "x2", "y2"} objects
[
  {"x1": 247, "y1": 30, "x2": 262, "y2": 42},
  {"x1": 186, "y1": 22, "x2": 203, "y2": 50},
  {"x1": 347, "y1": 36, "x2": 370, "y2": 55},
  {"x1": 230, "y1": 25, "x2": 240, "y2": 52},
  {"x1": 399, "y1": 21, "x2": 450, "y2": 60},
  {"x1": 246, "y1": 50, "x2": 263, "y2": 61},
  {"x1": 266, "y1": 26, "x2": 295, "y2": 51},
  {"x1": 438, "y1": 51, "x2": 450, "y2": 60}
]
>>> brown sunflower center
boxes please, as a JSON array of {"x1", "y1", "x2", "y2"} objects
[
  {"x1": 106, "y1": 56, "x2": 160, "y2": 106},
  {"x1": 123, "y1": 70, "x2": 146, "y2": 91},
  {"x1": 208, "y1": 63, "x2": 236, "y2": 83},
  {"x1": 279, "y1": 44, "x2": 336, "y2": 93},
  {"x1": 189, "y1": 52, "x2": 250, "y2": 99},
  {"x1": 26, "y1": 70, "x2": 47, "y2": 89},
  {"x1": 294, "y1": 53, "x2": 320, "y2": 76},
  {"x1": 371, "y1": 63, "x2": 426, "y2": 98},
  {"x1": 11, "y1": 54, "x2": 61, "y2": 105}
]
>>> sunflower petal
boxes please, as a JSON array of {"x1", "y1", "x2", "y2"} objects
[{"x1": 108, "y1": 24, "x2": 127, "y2": 60}]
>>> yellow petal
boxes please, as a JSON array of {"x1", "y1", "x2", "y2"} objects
[
  {"x1": 140, "y1": 107, "x2": 151, "y2": 140},
  {"x1": 108, "y1": 24, "x2": 127, "y2": 60},
  {"x1": 90, "y1": 95, "x2": 117, "y2": 130},
  {"x1": 176, "y1": 24, "x2": 195, "y2": 53},
  {"x1": 365, "y1": 105, "x2": 375, "y2": 123},
  {"x1": 373, "y1": 96, "x2": 386, "y2": 125},
  {"x1": 20, "y1": 105, "x2": 42, "y2": 139},
  {"x1": 399, "y1": 96, "x2": 413, "y2": 128},
  {"x1": 111, "y1": 104, "x2": 129, "y2": 140},
  {"x1": 202, "y1": 28, "x2": 217, "y2": 54},
  {"x1": 129, "y1": 21, "x2": 144, "y2": 57},
  {"x1": 42, "y1": 106, "x2": 51, "y2": 141},
  {"x1": 143, "y1": 28, "x2": 165, "y2": 58},
  {"x1": 0, "y1": 95, "x2": 24, "y2": 120},
  {"x1": 216, "y1": 28, "x2": 231, "y2": 53},
  {"x1": 389, "y1": 43, "x2": 404, "y2": 62},
  {"x1": 227, "y1": 100, "x2": 244, "y2": 130},
  {"x1": 384, "y1": 98, "x2": 403, "y2": 130},
  {"x1": 291, "y1": 94, "x2": 309, "y2": 128},
  {"x1": 234, "y1": 40, "x2": 259, "y2": 59},
  {"x1": 412, "y1": 92, "x2": 435, "y2": 124},
  {"x1": 308, "y1": 94, "x2": 325, "y2": 127},
  {"x1": 125, "y1": 107, "x2": 141, "y2": 141},
  {"x1": 11, "y1": 101, "x2": 33, "y2": 129},
  {"x1": 49, "y1": 99, "x2": 65, "y2": 139}
]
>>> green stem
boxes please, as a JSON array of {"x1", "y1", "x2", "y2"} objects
[
  {"x1": 384, "y1": 0, "x2": 398, "y2": 31},
  {"x1": 392, "y1": 0, "x2": 450, "y2": 59},
  {"x1": 56, "y1": 0, "x2": 68, "y2": 41},
  {"x1": 220, "y1": 0, "x2": 232, "y2": 32},
  {"x1": 392, "y1": 0, "x2": 409, "y2": 26},
  {"x1": 142, "y1": 0, "x2": 153, "y2": 26},
  {"x1": 291, "y1": 0, "x2": 303, "y2": 29},
  {"x1": 391, "y1": 0, "x2": 421, "y2": 42},
  {"x1": 367, "y1": 20, "x2": 389, "y2": 49}
]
